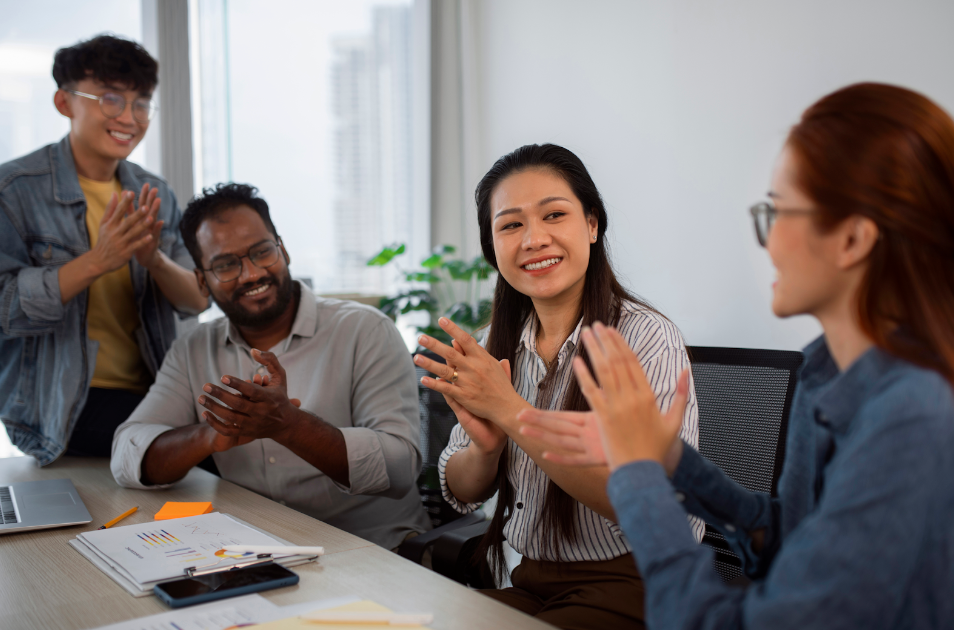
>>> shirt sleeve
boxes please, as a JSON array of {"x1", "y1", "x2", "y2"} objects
[
  {"x1": 608, "y1": 405, "x2": 950, "y2": 630},
  {"x1": 333, "y1": 317, "x2": 422, "y2": 499},
  {"x1": 671, "y1": 444, "x2": 778, "y2": 574},
  {"x1": 437, "y1": 422, "x2": 484, "y2": 514},
  {"x1": 0, "y1": 200, "x2": 65, "y2": 336},
  {"x1": 110, "y1": 335, "x2": 198, "y2": 489}
]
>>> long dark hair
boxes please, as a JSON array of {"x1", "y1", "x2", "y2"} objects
[
  {"x1": 787, "y1": 83, "x2": 954, "y2": 385},
  {"x1": 473, "y1": 143, "x2": 656, "y2": 582}
]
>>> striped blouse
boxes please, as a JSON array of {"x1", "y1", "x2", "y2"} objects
[{"x1": 438, "y1": 300, "x2": 705, "y2": 562}]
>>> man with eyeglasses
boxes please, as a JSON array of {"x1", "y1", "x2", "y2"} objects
[
  {"x1": 0, "y1": 35, "x2": 206, "y2": 465},
  {"x1": 111, "y1": 183, "x2": 432, "y2": 549}
]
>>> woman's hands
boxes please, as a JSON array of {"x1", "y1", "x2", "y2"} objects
[
  {"x1": 441, "y1": 353, "x2": 510, "y2": 457},
  {"x1": 518, "y1": 322, "x2": 690, "y2": 472},
  {"x1": 414, "y1": 317, "x2": 530, "y2": 432},
  {"x1": 518, "y1": 409, "x2": 607, "y2": 466}
]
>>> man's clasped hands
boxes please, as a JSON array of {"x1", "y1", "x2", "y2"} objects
[{"x1": 196, "y1": 348, "x2": 304, "y2": 452}]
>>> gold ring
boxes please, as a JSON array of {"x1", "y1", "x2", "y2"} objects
[{"x1": 450, "y1": 370, "x2": 459, "y2": 384}]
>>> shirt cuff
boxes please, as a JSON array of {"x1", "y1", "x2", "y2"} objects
[
  {"x1": 333, "y1": 427, "x2": 390, "y2": 496},
  {"x1": 438, "y1": 442, "x2": 483, "y2": 514},
  {"x1": 17, "y1": 266, "x2": 64, "y2": 322},
  {"x1": 110, "y1": 424, "x2": 176, "y2": 490}
]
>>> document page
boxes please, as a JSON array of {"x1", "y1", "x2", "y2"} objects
[{"x1": 78, "y1": 512, "x2": 292, "y2": 584}]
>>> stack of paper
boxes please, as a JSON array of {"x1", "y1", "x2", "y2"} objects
[{"x1": 69, "y1": 512, "x2": 318, "y2": 597}]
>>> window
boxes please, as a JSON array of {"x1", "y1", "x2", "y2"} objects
[{"x1": 191, "y1": 0, "x2": 424, "y2": 319}]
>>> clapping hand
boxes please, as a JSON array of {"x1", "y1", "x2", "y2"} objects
[
  {"x1": 414, "y1": 317, "x2": 530, "y2": 437},
  {"x1": 198, "y1": 349, "x2": 302, "y2": 452},
  {"x1": 518, "y1": 323, "x2": 689, "y2": 472},
  {"x1": 439, "y1": 344, "x2": 510, "y2": 457},
  {"x1": 518, "y1": 409, "x2": 606, "y2": 466},
  {"x1": 90, "y1": 189, "x2": 155, "y2": 274},
  {"x1": 132, "y1": 183, "x2": 165, "y2": 270}
]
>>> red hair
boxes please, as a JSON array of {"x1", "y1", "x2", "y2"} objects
[{"x1": 787, "y1": 83, "x2": 954, "y2": 384}]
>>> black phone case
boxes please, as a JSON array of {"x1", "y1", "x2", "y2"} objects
[{"x1": 154, "y1": 564, "x2": 300, "y2": 608}]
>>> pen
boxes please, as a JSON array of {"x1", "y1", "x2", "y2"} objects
[
  {"x1": 99, "y1": 506, "x2": 139, "y2": 529},
  {"x1": 222, "y1": 544, "x2": 325, "y2": 557}
]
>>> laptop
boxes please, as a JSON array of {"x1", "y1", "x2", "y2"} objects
[{"x1": 0, "y1": 478, "x2": 92, "y2": 534}]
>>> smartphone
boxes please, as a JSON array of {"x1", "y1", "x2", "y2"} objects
[{"x1": 154, "y1": 562, "x2": 299, "y2": 608}]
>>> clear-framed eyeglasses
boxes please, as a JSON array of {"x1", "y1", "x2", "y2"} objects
[
  {"x1": 749, "y1": 201, "x2": 815, "y2": 247},
  {"x1": 66, "y1": 90, "x2": 157, "y2": 124},
  {"x1": 202, "y1": 239, "x2": 283, "y2": 283}
]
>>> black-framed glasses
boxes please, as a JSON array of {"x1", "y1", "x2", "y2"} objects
[
  {"x1": 66, "y1": 90, "x2": 157, "y2": 124},
  {"x1": 202, "y1": 240, "x2": 283, "y2": 282},
  {"x1": 749, "y1": 201, "x2": 815, "y2": 247}
]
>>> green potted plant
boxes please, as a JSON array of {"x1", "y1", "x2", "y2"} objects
[{"x1": 367, "y1": 244, "x2": 494, "y2": 343}]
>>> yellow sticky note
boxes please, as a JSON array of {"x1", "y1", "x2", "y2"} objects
[
  {"x1": 251, "y1": 600, "x2": 425, "y2": 629},
  {"x1": 154, "y1": 501, "x2": 214, "y2": 520}
]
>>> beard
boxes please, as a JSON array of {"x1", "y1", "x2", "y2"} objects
[{"x1": 213, "y1": 272, "x2": 296, "y2": 328}]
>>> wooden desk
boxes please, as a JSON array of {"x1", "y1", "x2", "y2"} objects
[{"x1": 0, "y1": 456, "x2": 552, "y2": 630}]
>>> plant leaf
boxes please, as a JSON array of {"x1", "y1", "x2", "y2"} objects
[
  {"x1": 443, "y1": 259, "x2": 473, "y2": 280},
  {"x1": 421, "y1": 253, "x2": 443, "y2": 269},
  {"x1": 406, "y1": 272, "x2": 440, "y2": 283},
  {"x1": 366, "y1": 243, "x2": 407, "y2": 266}
]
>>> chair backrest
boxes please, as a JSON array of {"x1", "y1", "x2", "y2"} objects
[
  {"x1": 414, "y1": 349, "x2": 467, "y2": 528},
  {"x1": 687, "y1": 346, "x2": 804, "y2": 581}
]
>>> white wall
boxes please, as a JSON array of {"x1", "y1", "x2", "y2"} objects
[{"x1": 469, "y1": 0, "x2": 954, "y2": 350}]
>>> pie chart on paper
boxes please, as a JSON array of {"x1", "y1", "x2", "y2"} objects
[{"x1": 215, "y1": 548, "x2": 256, "y2": 559}]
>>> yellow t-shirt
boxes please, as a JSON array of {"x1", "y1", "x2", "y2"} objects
[{"x1": 79, "y1": 175, "x2": 151, "y2": 393}]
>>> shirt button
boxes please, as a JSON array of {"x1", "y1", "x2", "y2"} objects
[
  {"x1": 674, "y1": 492, "x2": 686, "y2": 503},
  {"x1": 816, "y1": 411, "x2": 830, "y2": 425},
  {"x1": 516, "y1": 502, "x2": 524, "y2": 509},
  {"x1": 268, "y1": 456, "x2": 276, "y2": 464},
  {"x1": 256, "y1": 365, "x2": 268, "y2": 376},
  {"x1": 724, "y1": 523, "x2": 737, "y2": 533}
]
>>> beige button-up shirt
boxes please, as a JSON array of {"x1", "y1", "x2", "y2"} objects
[{"x1": 112, "y1": 283, "x2": 431, "y2": 548}]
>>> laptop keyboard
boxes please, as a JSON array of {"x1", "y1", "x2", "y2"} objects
[{"x1": 0, "y1": 486, "x2": 19, "y2": 524}]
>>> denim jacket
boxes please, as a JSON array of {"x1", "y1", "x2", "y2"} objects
[
  {"x1": 607, "y1": 336, "x2": 954, "y2": 629},
  {"x1": 0, "y1": 136, "x2": 195, "y2": 465}
]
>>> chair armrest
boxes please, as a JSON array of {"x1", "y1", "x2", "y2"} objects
[
  {"x1": 397, "y1": 511, "x2": 486, "y2": 564},
  {"x1": 430, "y1": 519, "x2": 493, "y2": 588}
]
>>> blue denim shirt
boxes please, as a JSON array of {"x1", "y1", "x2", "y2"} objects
[
  {"x1": 607, "y1": 336, "x2": 954, "y2": 629},
  {"x1": 0, "y1": 136, "x2": 195, "y2": 465}
]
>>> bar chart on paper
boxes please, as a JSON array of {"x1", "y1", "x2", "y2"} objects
[{"x1": 132, "y1": 523, "x2": 253, "y2": 565}]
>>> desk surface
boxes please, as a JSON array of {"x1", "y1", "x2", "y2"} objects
[{"x1": 0, "y1": 456, "x2": 551, "y2": 630}]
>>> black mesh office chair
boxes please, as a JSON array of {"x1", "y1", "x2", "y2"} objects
[
  {"x1": 397, "y1": 349, "x2": 488, "y2": 572},
  {"x1": 687, "y1": 346, "x2": 803, "y2": 583}
]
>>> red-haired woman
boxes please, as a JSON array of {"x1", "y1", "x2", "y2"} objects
[{"x1": 519, "y1": 83, "x2": 954, "y2": 629}]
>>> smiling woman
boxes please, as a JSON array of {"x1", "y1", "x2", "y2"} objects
[{"x1": 413, "y1": 144, "x2": 702, "y2": 630}]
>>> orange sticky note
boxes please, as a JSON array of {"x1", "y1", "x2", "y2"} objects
[{"x1": 154, "y1": 501, "x2": 214, "y2": 520}]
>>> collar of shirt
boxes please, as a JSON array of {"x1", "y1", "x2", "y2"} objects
[
  {"x1": 220, "y1": 281, "x2": 319, "y2": 354},
  {"x1": 801, "y1": 335, "x2": 898, "y2": 435},
  {"x1": 516, "y1": 313, "x2": 585, "y2": 367}
]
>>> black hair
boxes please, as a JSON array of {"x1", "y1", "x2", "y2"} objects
[
  {"x1": 180, "y1": 183, "x2": 279, "y2": 267},
  {"x1": 53, "y1": 34, "x2": 158, "y2": 93},
  {"x1": 474, "y1": 143, "x2": 660, "y2": 583}
]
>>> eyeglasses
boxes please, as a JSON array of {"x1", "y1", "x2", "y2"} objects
[
  {"x1": 66, "y1": 90, "x2": 157, "y2": 124},
  {"x1": 202, "y1": 240, "x2": 283, "y2": 283},
  {"x1": 749, "y1": 201, "x2": 815, "y2": 247}
]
